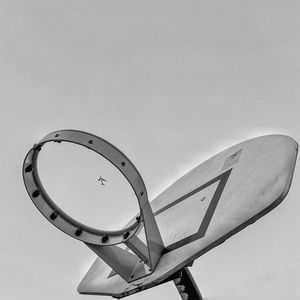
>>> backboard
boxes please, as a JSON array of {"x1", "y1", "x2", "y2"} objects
[{"x1": 78, "y1": 134, "x2": 297, "y2": 298}]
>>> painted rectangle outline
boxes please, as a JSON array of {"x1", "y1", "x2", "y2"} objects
[{"x1": 154, "y1": 168, "x2": 232, "y2": 252}]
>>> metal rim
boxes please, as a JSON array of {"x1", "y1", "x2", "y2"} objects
[{"x1": 22, "y1": 130, "x2": 147, "y2": 245}]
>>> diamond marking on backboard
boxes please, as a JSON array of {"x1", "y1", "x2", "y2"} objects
[
  {"x1": 164, "y1": 168, "x2": 232, "y2": 251},
  {"x1": 155, "y1": 181, "x2": 219, "y2": 247}
]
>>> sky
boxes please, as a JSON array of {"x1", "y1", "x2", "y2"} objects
[{"x1": 1, "y1": 1, "x2": 300, "y2": 299}]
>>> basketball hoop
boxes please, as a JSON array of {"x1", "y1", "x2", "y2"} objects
[{"x1": 23, "y1": 130, "x2": 164, "y2": 282}]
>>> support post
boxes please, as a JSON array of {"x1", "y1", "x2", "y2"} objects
[{"x1": 173, "y1": 268, "x2": 203, "y2": 300}]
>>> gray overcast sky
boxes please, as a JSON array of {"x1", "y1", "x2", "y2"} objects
[{"x1": 1, "y1": 1, "x2": 300, "y2": 299}]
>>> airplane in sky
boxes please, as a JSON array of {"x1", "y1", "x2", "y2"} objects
[{"x1": 98, "y1": 176, "x2": 107, "y2": 185}]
